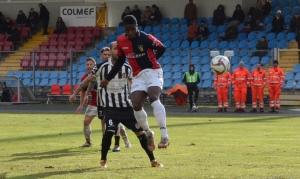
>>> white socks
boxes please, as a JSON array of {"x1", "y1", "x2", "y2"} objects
[
  {"x1": 151, "y1": 100, "x2": 168, "y2": 138},
  {"x1": 134, "y1": 109, "x2": 150, "y2": 131},
  {"x1": 83, "y1": 125, "x2": 91, "y2": 142}
]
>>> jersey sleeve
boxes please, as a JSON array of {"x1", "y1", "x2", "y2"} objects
[
  {"x1": 117, "y1": 38, "x2": 126, "y2": 58},
  {"x1": 147, "y1": 34, "x2": 164, "y2": 50},
  {"x1": 81, "y1": 74, "x2": 88, "y2": 92}
]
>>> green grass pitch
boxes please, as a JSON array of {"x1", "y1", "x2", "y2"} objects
[{"x1": 1, "y1": 113, "x2": 300, "y2": 179}]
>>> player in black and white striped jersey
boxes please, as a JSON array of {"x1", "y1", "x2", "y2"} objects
[{"x1": 69, "y1": 41, "x2": 163, "y2": 168}]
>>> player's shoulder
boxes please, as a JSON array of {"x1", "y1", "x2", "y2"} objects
[
  {"x1": 98, "y1": 60, "x2": 109, "y2": 68},
  {"x1": 117, "y1": 34, "x2": 127, "y2": 41}
]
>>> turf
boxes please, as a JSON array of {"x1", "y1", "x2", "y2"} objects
[{"x1": 1, "y1": 113, "x2": 300, "y2": 179}]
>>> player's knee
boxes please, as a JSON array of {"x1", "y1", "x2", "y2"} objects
[
  {"x1": 132, "y1": 103, "x2": 142, "y2": 111},
  {"x1": 134, "y1": 131, "x2": 144, "y2": 136},
  {"x1": 148, "y1": 95, "x2": 159, "y2": 103}
]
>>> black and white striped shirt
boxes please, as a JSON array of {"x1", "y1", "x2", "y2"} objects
[{"x1": 92, "y1": 58, "x2": 132, "y2": 108}]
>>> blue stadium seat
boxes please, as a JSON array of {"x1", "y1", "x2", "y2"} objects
[
  {"x1": 199, "y1": 50, "x2": 209, "y2": 57},
  {"x1": 181, "y1": 56, "x2": 189, "y2": 65},
  {"x1": 295, "y1": 81, "x2": 300, "y2": 89},
  {"x1": 207, "y1": 33, "x2": 218, "y2": 41},
  {"x1": 77, "y1": 72, "x2": 85, "y2": 79},
  {"x1": 202, "y1": 72, "x2": 212, "y2": 80},
  {"x1": 171, "y1": 41, "x2": 180, "y2": 50},
  {"x1": 265, "y1": 24, "x2": 273, "y2": 32},
  {"x1": 173, "y1": 72, "x2": 182, "y2": 79},
  {"x1": 199, "y1": 41, "x2": 209, "y2": 49},
  {"x1": 209, "y1": 25, "x2": 217, "y2": 33},
  {"x1": 77, "y1": 64, "x2": 86, "y2": 72},
  {"x1": 290, "y1": 0, "x2": 299, "y2": 7},
  {"x1": 272, "y1": 7, "x2": 281, "y2": 16},
  {"x1": 50, "y1": 71, "x2": 59, "y2": 78},
  {"x1": 171, "y1": 33, "x2": 180, "y2": 41},
  {"x1": 285, "y1": 16, "x2": 292, "y2": 24},
  {"x1": 162, "y1": 56, "x2": 171, "y2": 65},
  {"x1": 201, "y1": 64, "x2": 210, "y2": 72},
  {"x1": 171, "y1": 51, "x2": 180, "y2": 57},
  {"x1": 180, "y1": 50, "x2": 188, "y2": 57},
  {"x1": 250, "y1": 56, "x2": 260, "y2": 65},
  {"x1": 217, "y1": 25, "x2": 226, "y2": 33},
  {"x1": 34, "y1": 71, "x2": 41, "y2": 79},
  {"x1": 180, "y1": 25, "x2": 188, "y2": 33},
  {"x1": 263, "y1": 16, "x2": 273, "y2": 24},
  {"x1": 182, "y1": 33, "x2": 187, "y2": 41},
  {"x1": 153, "y1": 33, "x2": 161, "y2": 39},
  {"x1": 180, "y1": 40, "x2": 190, "y2": 50},
  {"x1": 14, "y1": 71, "x2": 23, "y2": 79},
  {"x1": 257, "y1": 32, "x2": 266, "y2": 41},
  {"x1": 191, "y1": 56, "x2": 201, "y2": 65},
  {"x1": 276, "y1": 32, "x2": 286, "y2": 41},
  {"x1": 198, "y1": 17, "x2": 207, "y2": 24},
  {"x1": 164, "y1": 40, "x2": 171, "y2": 48},
  {"x1": 261, "y1": 56, "x2": 270, "y2": 65},
  {"x1": 161, "y1": 33, "x2": 171, "y2": 42},
  {"x1": 182, "y1": 64, "x2": 189, "y2": 72},
  {"x1": 164, "y1": 72, "x2": 172, "y2": 79},
  {"x1": 200, "y1": 80, "x2": 212, "y2": 88},
  {"x1": 219, "y1": 41, "x2": 228, "y2": 49},
  {"x1": 249, "y1": 40, "x2": 257, "y2": 49},
  {"x1": 251, "y1": 64, "x2": 257, "y2": 71},
  {"x1": 6, "y1": 71, "x2": 14, "y2": 76},
  {"x1": 268, "y1": 40, "x2": 277, "y2": 49},
  {"x1": 171, "y1": 56, "x2": 181, "y2": 65},
  {"x1": 232, "y1": 64, "x2": 239, "y2": 71},
  {"x1": 107, "y1": 34, "x2": 117, "y2": 42},
  {"x1": 285, "y1": 72, "x2": 294, "y2": 80},
  {"x1": 163, "y1": 64, "x2": 171, "y2": 72},
  {"x1": 58, "y1": 71, "x2": 68, "y2": 79},
  {"x1": 278, "y1": 40, "x2": 287, "y2": 49},
  {"x1": 29, "y1": 79, "x2": 40, "y2": 87},
  {"x1": 295, "y1": 73, "x2": 300, "y2": 81},
  {"x1": 47, "y1": 79, "x2": 58, "y2": 87},
  {"x1": 194, "y1": 65, "x2": 201, "y2": 73},
  {"x1": 115, "y1": 26, "x2": 124, "y2": 34},
  {"x1": 171, "y1": 18, "x2": 179, "y2": 25},
  {"x1": 286, "y1": 32, "x2": 296, "y2": 41},
  {"x1": 280, "y1": 0, "x2": 289, "y2": 7},
  {"x1": 266, "y1": 33, "x2": 276, "y2": 41},
  {"x1": 163, "y1": 79, "x2": 172, "y2": 88},
  {"x1": 238, "y1": 40, "x2": 247, "y2": 49},
  {"x1": 38, "y1": 78, "x2": 49, "y2": 87},
  {"x1": 209, "y1": 40, "x2": 218, "y2": 49},
  {"x1": 144, "y1": 26, "x2": 152, "y2": 33},
  {"x1": 161, "y1": 18, "x2": 170, "y2": 24},
  {"x1": 292, "y1": 64, "x2": 300, "y2": 73},
  {"x1": 283, "y1": 80, "x2": 295, "y2": 89},
  {"x1": 78, "y1": 56, "x2": 87, "y2": 65},
  {"x1": 152, "y1": 26, "x2": 161, "y2": 34},
  {"x1": 238, "y1": 50, "x2": 248, "y2": 57},
  {"x1": 237, "y1": 24, "x2": 244, "y2": 32},
  {"x1": 190, "y1": 50, "x2": 200, "y2": 57},
  {"x1": 23, "y1": 71, "x2": 32, "y2": 79},
  {"x1": 229, "y1": 41, "x2": 238, "y2": 49},
  {"x1": 190, "y1": 41, "x2": 199, "y2": 49},
  {"x1": 247, "y1": 32, "x2": 256, "y2": 41},
  {"x1": 237, "y1": 33, "x2": 246, "y2": 41},
  {"x1": 58, "y1": 79, "x2": 67, "y2": 86},
  {"x1": 200, "y1": 56, "x2": 210, "y2": 65},
  {"x1": 87, "y1": 50, "x2": 97, "y2": 57},
  {"x1": 171, "y1": 26, "x2": 179, "y2": 33},
  {"x1": 292, "y1": 7, "x2": 300, "y2": 14},
  {"x1": 179, "y1": 18, "x2": 187, "y2": 25},
  {"x1": 281, "y1": 7, "x2": 291, "y2": 16},
  {"x1": 138, "y1": 26, "x2": 143, "y2": 31},
  {"x1": 232, "y1": 56, "x2": 240, "y2": 65},
  {"x1": 40, "y1": 71, "x2": 50, "y2": 79},
  {"x1": 207, "y1": 17, "x2": 213, "y2": 25},
  {"x1": 163, "y1": 50, "x2": 171, "y2": 57},
  {"x1": 241, "y1": 56, "x2": 250, "y2": 64},
  {"x1": 22, "y1": 78, "x2": 31, "y2": 86},
  {"x1": 172, "y1": 79, "x2": 182, "y2": 86},
  {"x1": 96, "y1": 41, "x2": 106, "y2": 50}
]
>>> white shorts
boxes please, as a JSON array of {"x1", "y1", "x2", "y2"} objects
[
  {"x1": 131, "y1": 69, "x2": 164, "y2": 93},
  {"x1": 85, "y1": 105, "x2": 97, "y2": 116}
]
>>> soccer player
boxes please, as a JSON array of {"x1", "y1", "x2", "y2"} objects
[{"x1": 99, "y1": 15, "x2": 170, "y2": 150}]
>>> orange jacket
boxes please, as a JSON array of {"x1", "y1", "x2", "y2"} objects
[
  {"x1": 232, "y1": 67, "x2": 251, "y2": 86},
  {"x1": 251, "y1": 69, "x2": 267, "y2": 86},
  {"x1": 214, "y1": 72, "x2": 231, "y2": 88},
  {"x1": 187, "y1": 25, "x2": 198, "y2": 38},
  {"x1": 268, "y1": 67, "x2": 284, "y2": 85}
]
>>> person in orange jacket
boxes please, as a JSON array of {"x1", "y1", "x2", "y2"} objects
[
  {"x1": 213, "y1": 71, "x2": 231, "y2": 112},
  {"x1": 250, "y1": 62, "x2": 267, "y2": 112},
  {"x1": 232, "y1": 61, "x2": 251, "y2": 112},
  {"x1": 267, "y1": 60, "x2": 284, "y2": 112}
]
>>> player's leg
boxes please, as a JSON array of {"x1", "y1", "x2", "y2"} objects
[
  {"x1": 223, "y1": 86, "x2": 229, "y2": 112},
  {"x1": 97, "y1": 105, "x2": 105, "y2": 135},
  {"x1": 119, "y1": 123, "x2": 131, "y2": 148},
  {"x1": 217, "y1": 87, "x2": 223, "y2": 112},
  {"x1": 258, "y1": 86, "x2": 265, "y2": 112},
  {"x1": 82, "y1": 105, "x2": 96, "y2": 147},
  {"x1": 193, "y1": 86, "x2": 199, "y2": 108},
  {"x1": 250, "y1": 86, "x2": 258, "y2": 112},
  {"x1": 240, "y1": 86, "x2": 247, "y2": 112},
  {"x1": 234, "y1": 86, "x2": 240, "y2": 112},
  {"x1": 187, "y1": 86, "x2": 194, "y2": 111},
  {"x1": 112, "y1": 126, "x2": 121, "y2": 152},
  {"x1": 268, "y1": 85, "x2": 275, "y2": 112},
  {"x1": 275, "y1": 85, "x2": 281, "y2": 110}
]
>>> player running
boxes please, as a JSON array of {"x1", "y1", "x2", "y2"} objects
[{"x1": 99, "y1": 15, "x2": 170, "y2": 151}]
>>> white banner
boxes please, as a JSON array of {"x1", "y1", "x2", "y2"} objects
[{"x1": 60, "y1": 6, "x2": 96, "y2": 26}]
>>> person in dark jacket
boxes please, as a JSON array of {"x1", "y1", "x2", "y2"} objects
[
  {"x1": 146, "y1": 4, "x2": 162, "y2": 26},
  {"x1": 119, "y1": 6, "x2": 131, "y2": 26},
  {"x1": 131, "y1": 5, "x2": 142, "y2": 25},
  {"x1": 290, "y1": 12, "x2": 300, "y2": 32},
  {"x1": 0, "y1": 82, "x2": 11, "y2": 102},
  {"x1": 270, "y1": 10, "x2": 284, "y2": 34},
  {"x1": 53, "y1": 17, "x2": 66, "y2": 34},
  {"x1": 184, "y1": 0, "x2": 198, "y2": 27},
  {"x1": 231, "y1": 4, "x2": 245, "y2": 25},
  {"x1": 262, "y1": 0, "x2": 271, "y2": 17},
  {"x1": 219, "y1": 23, "x2": 239, "y2": 41},
  {"x1": 182, "y1": 64, "x2": 200, "y2": 112},
  {"x1": 7, "y1": 25, "x2": 20, "y2": 42},
  {"x1": 3, "y1": 18, "x2": 13, "y2": 34},
  {"x1": 242, "y1": 14, "x2": 256, "y2": 35},
  {"x1": 252, "y1": 4, "x2": 264, "y2": 31},
  {"x1": 28, "y1": 8, "x2": 39, "y2": 29},
  {"x1": 195, "y1": 21, "x2": 209, "y2": 43},
  {"x1": 252, "y1": 36, "x2": 268, "y2": 58},
  {"x1": 38, "y1": 3, "x2": 50, "y2": 35},
  {"x1": 16, "y1": 10, "x2": 27, "y2": 27},
  {"x1": 213, "y1": 5, "x2": 226, "y2": 26},
  {"x1": 141, "y1": 6, "x2": 151, "y2": 28},
  {"x1": 0, "y1": 12, "x2": 6, "y2": 27}
]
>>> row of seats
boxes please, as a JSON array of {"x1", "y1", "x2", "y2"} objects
[
  {"x1": 7, "y1": 71, "x2": 85, "y2": 80},
  {"x1": 271, "y1": 0, "x2": 300, "y2": 7}
]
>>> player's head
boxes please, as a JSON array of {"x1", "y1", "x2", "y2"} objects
[
  {"x1": 110, "y1": 41, "x2": 118, "y2": 60},
  {"x1": 85, "y1": 57, "x2": 96, "y2": 73},
  {"x1": 100, "y1": 47, "x2": 111, "y2": 61},
  {"x1": 256, "y1": 62, "x2": 262, "y2": 70},
  {"x1": 239, "y1": 61, "x2": 245, "y2": 69},
  {"x1": 123, "y1": 15, "x2": 138, "y2": 39},
  {"x1": 1, "y1": 82, "x2": 6, "y2": 88},
  {"x1": 273, "y1": 60, "x2": 278, "y2": 67},
  {"x1": 189, "y1": 64, "x2": 195, "y2": 72}
]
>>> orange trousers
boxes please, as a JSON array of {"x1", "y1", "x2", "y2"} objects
[
  {"x1": 251, "y1": 85, "x2": 264, "y2": 109},
  {"x1": 216, "y1": 86, "x2": 229, "y2": 109},
  {"x1": 268, "y1": 84, "x2": 281, "y2": 109},
  {"x1": 234, "y1": 85, "x2": 247, "y2": 109}
]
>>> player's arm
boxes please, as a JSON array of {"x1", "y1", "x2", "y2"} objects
[
  {"x1": 83, "y1": 81, "x2": 96, "y2": 104},
  {"x1": 75, "y1": 90, "x2": 86, "y2": 114},
  {"x1": 196, "y1": 73, "x2": 200, "y2": 84},
  {"x1": 148, "y1": 34, "x2": 166, "y2": 60}
]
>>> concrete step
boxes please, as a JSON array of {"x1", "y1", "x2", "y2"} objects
[
  {"x1": 0, "y1": 62, "x2": 21, "y2": 66},
  {"x1": 0, "y1": 66, "x2": 21, "y2": 71}
]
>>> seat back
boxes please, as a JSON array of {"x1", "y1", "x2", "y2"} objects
[
  {"x1": 62, "y1": 84, "x2": 72, "y2": 95},
  {"x1": 50, "y1": 84, "x2": 60, "y2": 95}
]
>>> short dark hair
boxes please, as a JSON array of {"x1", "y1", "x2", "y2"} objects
[
  {"x1": 257, "y1": 62, "x2": 262, "y2": 65},
  {"x1": 123, "y1": 15, "x2": 137, "y2": 26},
  {"x1": 38, "y1": 3, "x2": 43, "y2": 6},
  {"x1": 101, "y1": 47, "x2": 110, "y2": 54},
  {"x1": 273, "y1": 60, "x2": 279, "y2": 64},
  {"x1": 261, "y1": 36, "x2": 266, "y2": 39}
]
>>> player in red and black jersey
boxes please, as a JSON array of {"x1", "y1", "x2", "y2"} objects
[{"x1": 100, "y1": 15, "x2": 170, "y2": 151}]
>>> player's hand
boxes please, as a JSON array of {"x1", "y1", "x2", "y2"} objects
[
  {"x1": 69, "y1": 95, "x2": 76, "y2": 104},
  {"x1": 75, "y1": 105, "x2": 83, "y2": 114},
  {"x1": 83, "y1": 95, "x2": 89, "y2": 105},
  {"x1": 100, "y1": 79, "x2": 109, "y2": 88}
]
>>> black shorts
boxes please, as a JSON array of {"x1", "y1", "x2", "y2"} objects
[
  {"x1": 104, "y1": 107, "x2": 143, "y2": 133},
  {"x1": 97, "y1": 105, "x2": 104, "y2": 120}
]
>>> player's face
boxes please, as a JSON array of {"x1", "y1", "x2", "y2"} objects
[
  {"x1": 257, "y1": 63, "x2": 261, "y2": 69},
  {"x1": 274, "y1": 63, "x2": 278, "y2": 68},
  {"x1": 111, "y1": 42, "x2": 118, "y2": 59},
  {"x1": 124, "y1": 24, "x2": 137, "y2": 39},
  {"x1": 85, "y1": 60, "x2": 95, "y2": 73},
  {"x1": 101, "y1": 51, "x2": 111, "y2": 61}
]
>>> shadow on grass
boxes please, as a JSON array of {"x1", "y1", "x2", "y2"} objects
[
  {"x1": 0, "y1": 173, "x2": 8, "y2": 179},
  {"x1": 8, "y1": 148, "x2": 95, "y2": 162}
]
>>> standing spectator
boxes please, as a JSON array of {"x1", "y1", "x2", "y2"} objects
[
  {"x1": 184, "y1": 0, "x2": 198, "y2": 27},
  {"x1": 0, "y1": 12, "x2": 5, "y2": 29},
  {"x1": 262, "y1": 0, "x2": 272, "y2": 17},
  {"x1": 16, "y1": 10, "x2": 27, "y2": 27},
  {"x1": 7, "y1": 25, "x2": 20, "y2": 42},
  {"x1": 290, "y1": 12, "x2": 300, "y2": 32},
  {"x1": 296, "y1": 24, "x2": 300, "y2": 61},
  {"x1": 182, "y1": 64, "x2": 200, "y2": 112},
  {"x1": 146, "y1": 4, "x2": 162, "y2": 26},
  {"x1": 0, "y1": 82, "x2": 11, "y2": 102},
  {"x1": 3, "y1": 18, "x2": 13, "y2": 34},
  {"x1": 53, "y1": 17, "x2": 66, "y2": 34},
  {"x1": 214, "y1": 72, "x2": 231, "y2": 112},
  {"x1": 252, "y1": 36, "x2": 268, "y2": 58},
  {"x1": 28, "y1": 8, "x2": 39, "y2": 29},
  {"x1": 119, "y1": 6, "x2": 131, "y2": 26},
  {"x1": 141, "y1": 6, "x2": 151, "y2": 28},
  {"x1": 213, "y1": 5, "x2": 226, "y2": 26},
  {"x1": 242, "y1": 14, "x2": 256, "y2": 35},
  {"x1": 270, "y1": 10, "x2": 284, "y2": 34},
  {"x1": 195, "y1": 20, "x2": 209, "y2": 43},
  {"x1": 132, "y1": 5, "x2": 142, "y2": 25},
  {"x1": 252, "y1": 4, "x2": 264, "y2": 31},
  {"x1": 219, "y1": 23, "x2": 238, "y2": 41},
  {"x1": 38, "y1": 3, "x2": 50, "y2": 35},
  {"x1": 187, "y1": 19, "x2": 198, "y2": 45},
  {"x1": 231, "y1": 4, "x2": 245, "y2": 26}
]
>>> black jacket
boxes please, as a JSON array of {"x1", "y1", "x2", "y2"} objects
[
  {"x1": 131, "y1": 9, "x2": 142, "y2": 23},
  {"x1": 244, "y1": 17, "x2": 256, "y2": 31},
  {"x1": 225, "y1": 25, "x2": 238, "y2": 39},
  {"x1": 213, "y1": 5, "x2": 226, "y2": 25},
  {"x1": 3, "y1": 21, "x2": 12, "y2": 34},
  {"x1": 149, "y1": 7, "x2": 162, "y2": 22},
  {"x1": 272, "y1": 16, "x2": 284, "y2": 31},
  {"x1": 17, "y1": 13, "x2": 27, "y2": 24},
  {"x1": 28, "y1": 11, "x2": 39, "y2": 25},
  {"x1": 262, "y1": 1, "x2": 272, "y2": 16},
  {"x1": 197, "y1": 25, "x2": 209, "y2": 37},
  {"x1": 56, "y1": 21, "x2": 66, "y2": 32},
  {"x1": 232, "y1": 4, "x2": 245, "y2": 23},
  {"x1": 40, "y1": 5, "x2": 49, "y2": 20},
  {"x1": 1, "y1": 87, "x2": 11, "y2": 102}
]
